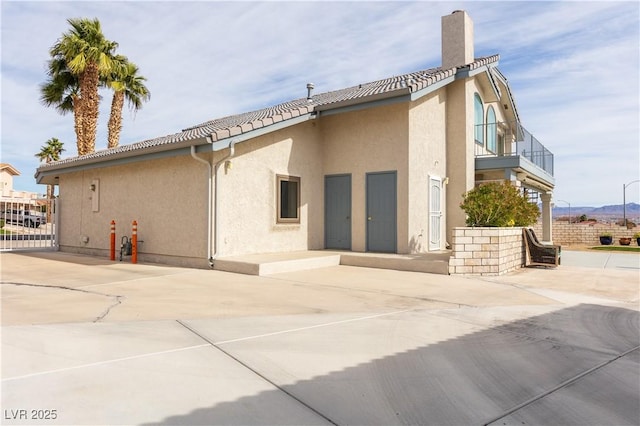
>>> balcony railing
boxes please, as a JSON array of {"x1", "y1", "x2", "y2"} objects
[{"x1": 475, "y1": 121, "x2": 554, "y2": 176}]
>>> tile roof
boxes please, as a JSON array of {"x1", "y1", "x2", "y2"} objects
[{"x1": 38, "y1": 55, "x2": 499, "y2": 172}]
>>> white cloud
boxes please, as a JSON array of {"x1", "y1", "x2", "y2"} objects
[{"x1": 1, "y1": 1, "x2": 638, "y2": 206}]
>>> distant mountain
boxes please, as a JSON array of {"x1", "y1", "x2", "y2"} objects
[{"x1": 551, "y1": 202, "x2": 640, "y2": 217}]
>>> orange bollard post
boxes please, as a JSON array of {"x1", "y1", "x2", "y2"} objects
[
  {"x1": 110, "y1": 220, "x2": 116, "y2": 261},
  {"x1": 132, "y1": 220, "x2": 138, "y2": 264}
]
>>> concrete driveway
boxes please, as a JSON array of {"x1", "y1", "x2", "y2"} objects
[{"x1": 1, "y1": 251, "x2": 638, "y2": 425}]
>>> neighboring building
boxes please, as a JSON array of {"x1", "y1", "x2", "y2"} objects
[
  {"x1": 0, "y1": 163, "x2": 20, "y2": 196},
  {"x1": 35, "y1": 11, "x2": 555, "y2": 269},
  {"x1": 1, "y1": 163, "x2": 43, "y2": 208}
]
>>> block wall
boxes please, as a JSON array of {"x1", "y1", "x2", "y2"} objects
[
  {"x1": 449, "y1": 227, "x2": 525, "y2": 276},
  {"x1": 532, "y1": 221, "x2": 638, "y2": 246}
]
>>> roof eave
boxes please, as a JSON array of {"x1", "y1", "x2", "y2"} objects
[
  {"x1": 35, "y1": 135, "x2": 210, "y2": 184},
  {"x1": 410, "y1": 73, "x2": 456, "y2": 101},
  {"x1": 197, "y1": 112, "x2": 316, "y2": 153},
  {"x1": 35, "y1": 113, "x2": 319, "y2": 183},
  {"x1": 491, "y1": 68, "x2": 521, "y2": 124},
  {"x1": 0, "y1": 164, "x2": 21, "y2": 176}
]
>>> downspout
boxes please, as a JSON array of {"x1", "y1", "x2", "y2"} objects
[
  {"x1": 191, "y1": 141, "x2": 213, "y2": 267},
  {"x1": 212, "y1": 140, "x2": 235, "y2": 267},
  {"x1": 190, "y1": 138, "x2": 236, "y2": 268}
]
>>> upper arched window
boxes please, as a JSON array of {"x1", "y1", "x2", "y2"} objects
[
  {"x1": 486, "y1": 106, "x2": 497, "y2": 153},
  {"x1": 474, "y1": 93, "x2": 484, "y2": 145}
]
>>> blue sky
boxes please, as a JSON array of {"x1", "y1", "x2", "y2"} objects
[{"x1": 1, "y1": 1, "x2": 639, "y2": 207}]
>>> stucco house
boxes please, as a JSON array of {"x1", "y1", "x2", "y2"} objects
[
  {"x1": 1, "y1": 164, "x2": 21, "y2": 197},
  {"x1": 1, "y1": 163, "x2": 43, "y2": 209},
  {"x1": 36, "y1": 11, "x2": 555, "y2": 269}
]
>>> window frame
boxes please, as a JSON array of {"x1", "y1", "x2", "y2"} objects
[
  {"x1": 474, "y1": 93, "x2": 484, "y2": 146},
  {"x1": 486, "y1": 105, "x2": 497, "y2": 153},
  {"x1": 276, "y1": 174, "x2": 301, "y2": 224}
]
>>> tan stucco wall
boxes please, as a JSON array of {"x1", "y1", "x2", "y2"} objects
[
  {"x1": 0, "y1": 170, "x2": 14, "y2": 193},
  {"x1": 58, "y1": 155, "x2": 209, "y2": 267},
  {"x1": 321, "y1": 102, "x2": 409, "y2": 253},
  {"x1": 214, "y1": 120, "x2": 324, "y2": 257},
  {"x1": 408, "y1": 89, "x2": 448, "y2": 251},
  {"x1": 445, "y1": 78, "x2": 475, "y2": 239}
]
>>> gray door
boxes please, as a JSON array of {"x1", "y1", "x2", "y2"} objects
[
  {"x1": 366, "y1": 171, "x2": 397, "y2": 253},
  {"x1": 325, "y1": 174, "x2": 351, "y2": 250}
]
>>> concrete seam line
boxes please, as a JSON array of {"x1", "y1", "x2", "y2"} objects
[
  {"x1": 213, "y1": 309, "x2": 413, "y2": 345},
  {"x1": 176, "y1": 320, "x2": 340, "y2": 426},
  {"x1": 1, "y1": 344, "x2": 211, "y2": 382},
  {"x1": 482, "y1": 345, "x2": 640, "y2": 426},
  {"x1": 263, "y1": 276, "x2": 475, "y2": 308}
]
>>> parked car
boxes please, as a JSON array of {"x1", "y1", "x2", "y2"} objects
[{"x1": 0, "y1": 209, "x2": 45, "y2": 228}]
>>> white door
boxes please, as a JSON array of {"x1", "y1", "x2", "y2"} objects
[{"x1": 429, "y1": 177, "x2": 442, "y2": 251}]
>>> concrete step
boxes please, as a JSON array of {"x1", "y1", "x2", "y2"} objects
[
  {"x1": 214, "y1": 251, "x2": 341, "y2": 276},
  {"x1": 340, "y1": 253, "x2": 450, "y2": 275},
  {"x1": 214, "y1": 250, "x2": 451, "y2": 276}
]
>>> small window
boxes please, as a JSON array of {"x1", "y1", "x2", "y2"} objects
[
  {"x1": 277, "y1": 175, "x2": 300, "y2": 223},
  {"x1": 474, "y1": 93, "x2": 484, "y2": 145}
]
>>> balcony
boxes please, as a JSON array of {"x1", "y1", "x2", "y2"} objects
[
  {"x1": 475, "y1": 121, "x2": 554, "y2": 175},
  {"x1": 474, "y1": 121, "x2": 555, "y2": 192}
]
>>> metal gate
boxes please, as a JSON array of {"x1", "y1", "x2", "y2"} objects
[{"x1": 0, "y1": 198, "x2": 58, "y2": 252}]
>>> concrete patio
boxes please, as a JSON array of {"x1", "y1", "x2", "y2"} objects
[{"x1": 1, "y1": 250, "x2": 638, "y2": 425}]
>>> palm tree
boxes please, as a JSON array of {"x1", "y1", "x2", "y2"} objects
[
  {"x1": 40, "y1": 58, "x2": 83, "y2": 155},
  {"x1": 35, "y1": 138, "x2": 65, "y2": 221},
  {"x1": 50, "y1": 18, "x2": 117, "y2": 155},
  {"x1": 106, "y1": 56, "x2": 150, "y2": 149}
]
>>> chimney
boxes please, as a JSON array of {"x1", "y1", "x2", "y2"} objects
[{"x1": 441, "y1": 10, "x2": 474, "y2": 70}]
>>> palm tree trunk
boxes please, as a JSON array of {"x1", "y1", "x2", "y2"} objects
[
  {"x1": 46, "y1": 185, "x2": 53, "y2": 223},
  {"x1": 107, "y1": 91, "x2": 124, "y2": 149},
  {"x1": 80, "y1": 63, "x2": 100, "y2": 155},
  {"x1": 72, "y1": 94, "x2": 84, "y2": 155}
]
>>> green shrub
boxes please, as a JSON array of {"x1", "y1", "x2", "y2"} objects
[
  {"x1": 460, "y1": 181, "x2": 540, "y2": 227},
  {"x1": 0, "y1": 219, "x2": 4, "y2": 229}
]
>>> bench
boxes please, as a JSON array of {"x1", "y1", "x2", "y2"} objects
[{"x1": 523, "y1": 228, "x2": 561, "y2": 267}]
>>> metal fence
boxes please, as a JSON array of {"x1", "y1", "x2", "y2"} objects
[{"x1": 0, "y1": 198, "x2": 58, "y2": 251}]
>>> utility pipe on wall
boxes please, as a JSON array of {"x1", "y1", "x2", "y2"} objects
[
  {"x1": 191, "y1": 145, "x2": 213, "y2": 266},
  {"x1": 213, "y1": 141, "x2": 235, "y2": 266},
  {"x1": 190, "y1": 139, "x2": 236, "y2": 268}
]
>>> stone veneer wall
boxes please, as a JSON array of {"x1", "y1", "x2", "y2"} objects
[
  {"x1": 449, "y1": 227, "x2": 525, "y2": 276},
  {"x1": 532, "y1": 221, "x2": 637, "y2": 246}
]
